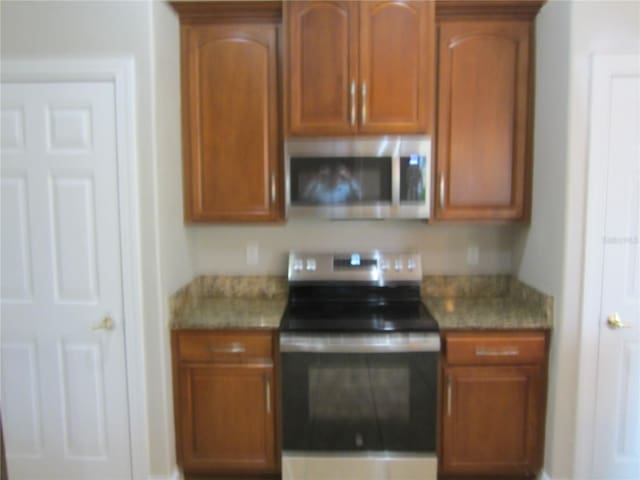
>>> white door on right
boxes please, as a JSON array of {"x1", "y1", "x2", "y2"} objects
[{"x1": 591, "y1": 54, "x2": 640, "y2": 479}]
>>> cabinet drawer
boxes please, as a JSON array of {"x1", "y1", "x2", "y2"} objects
[
  {"x1": 445, "y1": 333, "x2": 545, "y2": 365},
  {"x1": 177, "y1": 331, "x2": 273, "y2": 364}
]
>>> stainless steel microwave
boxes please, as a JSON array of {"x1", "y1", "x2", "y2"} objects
[{"x1": 285, "y1": 136, "x2": 432, "y2": 219}]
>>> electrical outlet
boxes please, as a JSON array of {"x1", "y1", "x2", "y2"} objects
[
  {"x1": 466, "y1": 245, "x2": 479, "y2": 266},
  {"x1": 246, "y1": 243, "x2": 259, "y2": 266}
]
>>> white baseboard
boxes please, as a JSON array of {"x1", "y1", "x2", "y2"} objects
[
  {"x1": 148, "y1": 467, "x2": 182, "y2": 480},
  {"x1": 539, "y1": 471, "x2": 552, "y2": 480}
]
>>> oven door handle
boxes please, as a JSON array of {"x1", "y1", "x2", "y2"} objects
[{"x1": 279, "y1": 333, "x2": 440, "y2": 353}]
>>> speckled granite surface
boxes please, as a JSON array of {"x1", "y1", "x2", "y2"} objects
[
  {"x1": 171, "y1": 298, "x2": 286, "y2": 329},
  {"x1": 423, "y1": 277, "x2": 553, "y2": 330},
  {"x1": 169, "y1": 275, "x2": 288, "y2": 330},
  {"x1": 169, "y1": 275, "x2": 553, "y2": 330}
]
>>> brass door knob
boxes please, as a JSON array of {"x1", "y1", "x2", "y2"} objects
[
  {"x1": 92, "y1": 315, "x2": 114, "y2": 331},
  {"x1": 607, "y1": 312, "x2": 626, "y2": 329}
]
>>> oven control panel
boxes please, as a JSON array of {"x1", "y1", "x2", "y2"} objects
[{"x1": 288, "y1": 252, "x2": 422, "y2": 283}]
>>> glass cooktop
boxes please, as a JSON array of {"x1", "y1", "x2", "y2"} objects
[{"x1": 280, "y1": 300, "x2": 439, "y2": 333}]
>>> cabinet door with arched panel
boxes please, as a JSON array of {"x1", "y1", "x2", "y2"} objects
[
  {"x1": 285, "y1": 1, "x2": 359, "y2": 135},
  {"x1": 435, "y1": 20, "x2": 532, "y2": 221},
  {"x1": 359, "y1": 1, "x2": 434, "y2": 134},
  {"x1": 182, "y1": 22, "x2": 283, "y2": 222}
]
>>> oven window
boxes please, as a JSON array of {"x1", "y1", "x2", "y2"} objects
[
  {"x1": 289, "y1": 157, "x2": 392, "y2": 205},
  {"x1": 281, "y1": 352, "x2": 438, "y2": 453},
  {"x1": 309, "y1": 367, "x2": 409, "y2": 421}
]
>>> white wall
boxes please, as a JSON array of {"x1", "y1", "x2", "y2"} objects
[
  {"x1": 514, "y1": 1, "x2": 640, "y2": 478},
  {"x1": 149, "y1": 0, "x2": 196, "y2": 476},
  {"x1": 192, "y1": 222, "x2": 515, "y2": 275},
  {"x1": 513, "y1": 0, "x2": 572, "y2": 477}
]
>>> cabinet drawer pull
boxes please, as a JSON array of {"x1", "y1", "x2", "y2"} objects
[
  {"x1": 265, "y1": 376, "x2": 271, "y2": 414},
  {"x1": 350, "y1": 81, "x2": 356, "y2": 126},
  {"x1": 208, "y1": 342, "x2": 246, "y2": 354},
  {"x1": 447, "y1": 374, "x2": 452, "y2": 416},
  {"x1": 439, "y1": 173, "x2": 445, "y2": 210},
  {"x1": 361, "y1": 82, "x2": 367, "y2": 124},
  {"x1": 475, "y1": 347, "x2": 520, "y2": 356}
]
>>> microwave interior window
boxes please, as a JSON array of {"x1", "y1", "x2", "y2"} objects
[
  {"x1": 400, "y1": 155, "x2": 427, "y2": 203},
  {"x1": 290, "y1": 157, "x2": 392, "y2": 205}
]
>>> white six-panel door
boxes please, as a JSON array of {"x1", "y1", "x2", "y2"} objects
[
  {"x1": 588, "y1": 55, "x2": 640, "y2": 479},
  {"x1": 1, "y1": 81, "x2": 132, "y2": 479}
]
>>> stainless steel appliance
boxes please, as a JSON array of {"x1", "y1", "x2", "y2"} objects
[
  {"x1": 280, "y1": 252, "x2": 440, "y2": 480},
  {"x1": 285, "y1": 136, "x2": 432, "y2": 219}
]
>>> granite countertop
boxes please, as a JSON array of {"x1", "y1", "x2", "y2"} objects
[
  {"x1": 424, "y1": 297, "x2": 552, "y2": 330},
  {"x1": 171, "y1": 297, "x2": 286, "y2": 330},
  {"x1": 169, "y1": 275, "x2": 553, "y2": 331}
]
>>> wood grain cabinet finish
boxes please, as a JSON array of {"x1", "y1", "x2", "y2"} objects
[
  {"x1": 440, "y1": 331, "x2": 549, "y2": 476},
  {"x1": 359, "y1": 1, "x2": 432, "y2": 133},
  {"x1": 172, "y1": 330, "x2": 278, "y2": 474},
  {"x1": 435, "y1": 20, "x2": 532, "y2": 221},
  {"x1": 285, "y1": 0, "x2": 434, "y2": 135},
  {"x1": 286, "y1": 1, "x2": 358, "y2": 134},
  {"x1": 180, "y1": 21, "x2": 283, "y2": 222}
]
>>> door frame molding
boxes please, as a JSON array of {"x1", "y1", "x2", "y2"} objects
[
  {"x1": 574, "y1": 53, "x2": 640, "y2": 479},
  {"x1": 1, "y1": 57, "x2": 148, "y2": 480}
]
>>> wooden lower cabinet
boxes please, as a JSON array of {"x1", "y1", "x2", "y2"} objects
[
  {"x1": 439, "y1": 331, "x2": 549, "y2": 477},
  {"x1": 172, "y1": 330, "x2": 278, "y2": 475}
]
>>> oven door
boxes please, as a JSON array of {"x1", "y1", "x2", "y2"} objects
[{"x1": 280, "y1": 332, "x2": 439, "y2": 480}]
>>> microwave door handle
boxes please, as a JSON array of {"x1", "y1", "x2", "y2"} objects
[{"x1": 391, "y1": 155, "x2": 400, "y2": 208}]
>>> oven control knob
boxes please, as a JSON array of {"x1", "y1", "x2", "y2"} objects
[
  {"x1": 394, "y1": 259, "x2": 403, "y2": 271},
  {"x1": 306, "y1": 259, "x2": 317, "y2": 271},
  {"x1": 293, "y1": 259, "x2": 304, "y2": 271},
  {"x1": 407, "y1": 258, "x2": 416, "y2": 271}
]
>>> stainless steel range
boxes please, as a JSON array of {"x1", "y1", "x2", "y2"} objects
[{"x1": 279, "y1": 252, "x2": 440, "y2": 480}]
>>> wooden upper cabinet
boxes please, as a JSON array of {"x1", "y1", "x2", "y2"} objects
[
  {"x1": 435, "y1": 20, "x2": 532, "y2": 221},
  {"x1": 359, "y1": 1, "x2": 433, "y2": 133},
  {"x1": 285, "y1": 1, "x2": 434, "y2": 135},
  {"x1": 181, "y1": 22, "x2": 283, "y2": 222},
  {"x1": 286, "y1": 1, "x2": 358, "y2": 134}
]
